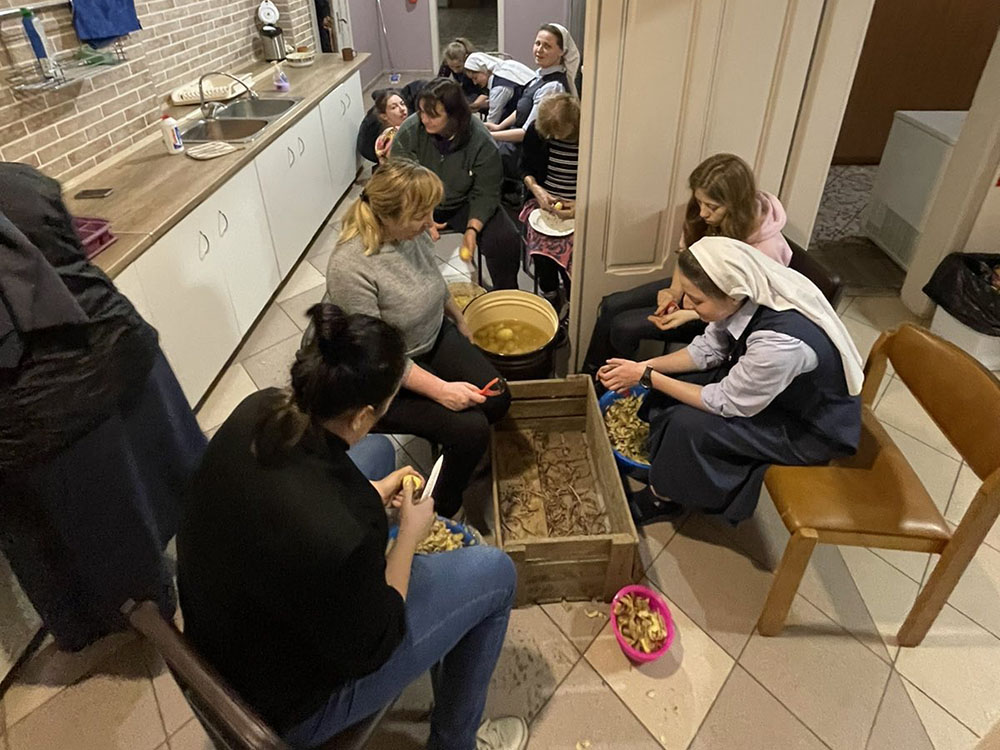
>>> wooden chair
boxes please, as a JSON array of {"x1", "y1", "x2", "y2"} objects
[
  {"x1": 121, "y1": 600, "x2": 389, "y2": 749},
  {"x1": 757, "y1": 323, "x2": 1000, "y2": 646}
]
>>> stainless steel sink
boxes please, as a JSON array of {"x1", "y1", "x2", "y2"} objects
[
  {"x1": 180, "y1": 118, "x2": 269, "y2": 144},
  {"x1": 216, "y1": 97, "x2": 301, "y2": 120}
]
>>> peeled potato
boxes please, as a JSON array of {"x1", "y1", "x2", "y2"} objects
[
  {"x1": 459, "y1": 245, "x2": 474, "y2": 262},
  {"x1": 554, "y1": 201, "x2": 563, "y2": 210},
  {"x1": 402, "y1": 475, "x2": 423, "y2": 492},
  {"x1": 497, "y1": 327, "x2": 514, "y2": 341}
]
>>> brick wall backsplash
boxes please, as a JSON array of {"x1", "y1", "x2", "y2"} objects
[{"x1": 0, "y1": 0, "x2": 316, "y2": 181}]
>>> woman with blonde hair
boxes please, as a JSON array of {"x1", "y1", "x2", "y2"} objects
[
  {"x1": 322, "y1": 160, "x2": 510, "y2": 518},
  {"x1": 438, "y1": 37, "x2": 488, "y2": 111},
  {"x1": 583, "y1": 152, "x2": 793, "y2": 378}
]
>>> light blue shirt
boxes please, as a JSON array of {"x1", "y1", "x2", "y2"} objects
[{"x1": 686, "y1": 301, "x2": 818, "y2": 418}]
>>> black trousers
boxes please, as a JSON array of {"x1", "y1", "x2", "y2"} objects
[
  {"x1": 435, "y1": 204, "x2": 522, "y2": 290},
  {"x1": 534, "y1": 255, "x2": 570, "y2": 295},
  {"x1": 582, "y1": 276, "x2": 706, "y2": 373},
  {"x1": 374, "y1": 321, "x2": 511, "y2": 517}
]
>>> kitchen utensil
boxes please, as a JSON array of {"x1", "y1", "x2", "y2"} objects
[
  {"x1": 610, "y1": 584, "x2": 674, "y2": 664},
  {"x1": 478, "y1": 377, "x2": 508, "y2": 397},
  {"x1": 415, "y1": 455, "x2": 444, "y2": 505}
]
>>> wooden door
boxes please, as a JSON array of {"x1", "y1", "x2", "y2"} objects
[
  {"x1": 571, "y1": 0, "x2": 823, "y2": 368},
  {"x1": 834, "y1": 0, "x2": 1000, "y2": 164}
]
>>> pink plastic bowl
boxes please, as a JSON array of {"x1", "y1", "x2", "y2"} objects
[{"x1": 610, "y1": 584, "x2": 675, "y2": 664}]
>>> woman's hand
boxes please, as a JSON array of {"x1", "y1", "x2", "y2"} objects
[
  {"x1": 436, "y1": 381, "x2": 487, "y2": 411},
  {"x1": 485, "y1": 121, "x2": 501, "y2": 132},
  {"x1": 372, "y1": 465, "x2": 424, "y2": 508},
  {"x1": 460, "y1": 229, "x2": 478, "y2": 263},
  {"x1": 549, "y1": 199, "x2": 575, "y2": 220},
  {"x1": 428, "y1": 221, "x2": 448, "y2": 241},
  {"x1": 647, "y1": 309, "x2": 699, "y2": 331},
  {"x1": 397, "y1": 481, "x2": 436, "y2": 546},
  {"x1": 598, "y1": 358, "x2": 646, "y2": 394},
  {"x1": 531, "y1": 184, "x2": 555, "y2": 211},
  {"x1": 654, "y1": 288, "x2": 678, "y2": 316}
]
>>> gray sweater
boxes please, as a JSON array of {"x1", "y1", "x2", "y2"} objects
[{"x1": 323, "y1": 232, "x2": 448, "y2": 372}]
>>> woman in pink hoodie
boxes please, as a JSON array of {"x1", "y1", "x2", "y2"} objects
[{"x1": 583, "y1": 153, "x2": 792, "y2": 378}]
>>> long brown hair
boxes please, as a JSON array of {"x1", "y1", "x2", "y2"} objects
[{"x1": 682, "y1": 153, "x2": 759, "y2": 247}]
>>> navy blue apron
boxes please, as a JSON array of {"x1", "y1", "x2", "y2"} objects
[
  {"x1": 491, "y1": 74, "x2": 526, "y2": 122},
  {"x1": 514, "y1": 70, "x2": 568, "y2": 129}
]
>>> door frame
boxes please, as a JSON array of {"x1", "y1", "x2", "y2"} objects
[{"x1": 428, "y1": 0, "x2": 506, "y2": 69}]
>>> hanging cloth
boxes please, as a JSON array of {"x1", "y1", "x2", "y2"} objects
[{"x1": 72, "y1": 0, "x2": 142, "y2": 47}]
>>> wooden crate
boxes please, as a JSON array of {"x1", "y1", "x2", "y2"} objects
[{"x1": 490, "y1": 375, "x2": 641, "y2": 606}]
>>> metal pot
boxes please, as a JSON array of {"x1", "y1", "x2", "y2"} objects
[
  {"x1": 260, "y1": 24, "x2": 286, "y2": 62},
  {"x1": 463, "y1": 291, "x2": 558, "y2": 381}
]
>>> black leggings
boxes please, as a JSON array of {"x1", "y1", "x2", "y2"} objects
[
  {"x1": 374, "y1": 321, "x2": 511, "y2": 517},
  {"x1": 581, "y1": 276, "x2": 706, "y2": 373},
  {"x1": 436, "y1": 204, "x2": 522, "y2": 290},
  {"x1": 533, "y1": 255, "x2": 570, "y2": 295}
]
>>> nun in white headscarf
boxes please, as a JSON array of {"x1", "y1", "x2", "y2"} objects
[
  {"x1": 598, "y1": 236, "x2": 863, "y2": 526},
  {"x1": 464, "y1": 52, "x2": 537, "y2": 124}
]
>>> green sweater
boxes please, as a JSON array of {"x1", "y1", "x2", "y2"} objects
[{"x1": 392, "y1": 114, "x2": 502, "y2": 225}]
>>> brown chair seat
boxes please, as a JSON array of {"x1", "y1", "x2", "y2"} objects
[{"x1": 766, "y1": 407, "x2": 951, "y2": 544}]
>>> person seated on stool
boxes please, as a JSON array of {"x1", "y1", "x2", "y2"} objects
[
  {"x1": 519, "y1": 92, "x2": 580, "y2": 316},
  {"x1": 392, "y1": 78, "x2": 523, "y2": 290},
  {"x1": 178, "y1": 303, "x2": 527, "y2": 750},
  {"x1": 438, "y1": 37, "x2": 489, "y2": 112},
  {"x1": 320, "y1": 159, "x2": 511, "y2": 519},
  {"x1": 598, "y1": 238, "x2": 863, "y2": 527},
  {"x1": 583, "y1": 153, "x2": 793, "y2": 379}
]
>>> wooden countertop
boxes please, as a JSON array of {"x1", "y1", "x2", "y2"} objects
[{"x1": 66, "y1": 53, "x2": 369, "y2": 278}]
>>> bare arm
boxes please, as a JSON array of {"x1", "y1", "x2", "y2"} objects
[
  {"x1": 487, "y1": 111, "x2": 518, "y2": 132},
  {"x1": 492, "y1": 127, "x2": 525, "y2": 143}
]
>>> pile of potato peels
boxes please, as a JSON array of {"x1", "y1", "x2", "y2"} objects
[{"x1": 614, "y1": 593, "x2": 667, "y2": 653}]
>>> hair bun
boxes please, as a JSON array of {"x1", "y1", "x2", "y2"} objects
[{"x1": 307, "y1": 303, "x2": 351, "y2": 359}]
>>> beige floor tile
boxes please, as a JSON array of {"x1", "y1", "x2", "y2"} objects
[
  {"x1": 945, "y1": 541, "x2": 1000, "y2": 639},
  {"x1": 838, "y1": 547, "x2": 922, "y2": 656},
  {"x1": 646, "y1": 517, "x2": 773, "y2": 658},
  {"x1": 843, "y1": 295, "x2": 924, "y2": 331},
  {"x1": 306, "y1": 220, "x2": 339, "y2": 259},
  {"x1": 308, "y1": 248, "x2": 332, "y2": 276},
  {"x1": 366, "y1": 673, "x2": 431, "y2": 750},
  {"x1": 278, "y1": 285, "x2": 326, "y2": 331},
  {"x1": 874, "y1": 378, "x2": 960, "y2": 460},
  {"x1": 584, "y1": 589, "x2": 733, "y2": 750},
  {"x1": 276, "y1": 261, "x2": 325, "y2": 303},
  {"x1": 796, "y1": 545, "x2": 893, "y2": 662},
  {"x1": 867, "y1": 672, "x2": 933, "y2": 750},
  {"x1": 871, "y1": 371, "x2": 894, "y2": 408},
  {"x1": 2, "y1": 633, "x2": 135, "y2": 729},
  {"x1": 636, "y1": 516, "x2": 685, "y2": 574},
  {"x1": 837, "y1": 294, "x2": 855, "y2": 315},
  {"x1": 140, "y1": 644, "x2": 193, "y2": 736},
  {"x1": 539, "y1": 600, "x2": 610, "y2": 655},
  {"x1": 194, "y1": 364, "x2": 257, "y2": 432},
  {"x1": 740, "y1": 595, "x2": 892, "y2": 750},
  {"x1": 5, "y1": 640, "x2": 165, "y2": 750},
  {"x1": 202, "y1": 425, "x2": 220, "y2": 442},
  {"x1": 703, "y1": 488, "x2": 790, "y2": 573},
  {"x1": 241, "y1": 335, "x2": 301, "y2": 391},
  {"x1": 235, "y1": 304, "x2": 300, "y2": 361},
  {"x1": 484, "y1": 605, "x2": 580, "y2": 723},
  {"x1": 946, "y1": 463, "x2": 1000, "y2": 552},
  {"x1": 895, "y1": 604, "x2": 1000, "y2": 735},
  {"x1": 882, "y1": 424, "x2": 960, "y2": 513},
  {"x1": 840, "y1": 315, "x2": 883, "y2": 362},
  {"x1": 689, "y1": 666, "x2": 826, "y2": 750},
  {"x1": 902, "y1": 680, "x2": 979, "y2": 750},
  {"x1": 166, "y1": 718, "x2": 213, "y2": 750},
  {"x1": 526, "y1": 660, "x2": 660, "y2": 749}
]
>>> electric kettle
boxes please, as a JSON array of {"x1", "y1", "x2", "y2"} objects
[{"x1": 259, "y1": 24, "x2": 286, "y2": 62}]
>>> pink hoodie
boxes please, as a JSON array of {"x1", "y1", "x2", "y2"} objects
[{"x1": 679, "y1": 191, "x2": 793, "y2": 266}]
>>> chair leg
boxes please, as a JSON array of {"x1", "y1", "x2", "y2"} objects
[{"x1": 757, "y1": 528, "x2": 818, "y2": 636}]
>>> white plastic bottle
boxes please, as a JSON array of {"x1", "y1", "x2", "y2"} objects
[{"x1": 160, "y1": 114, "x2": 184, "y2": 155}]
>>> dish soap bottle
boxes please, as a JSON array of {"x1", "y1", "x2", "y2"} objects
[
  {"x1": 272, "y1": 63, "x2": 290, "y2": 92},
  {"x1": 160, "y1": 114, "x2": 184, "y2": 155}
]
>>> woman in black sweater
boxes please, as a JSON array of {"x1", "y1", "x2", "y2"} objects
[{"x1": 178, "y1": 304, "x2": 527, "y2": 750}]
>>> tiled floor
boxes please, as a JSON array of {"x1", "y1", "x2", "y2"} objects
[
  {"x1": 437, "y1": 5, "x2": 499, "y2": 55},
  {"x1": 4, "y1": 191, "x2": 1000, "y2": 749}
]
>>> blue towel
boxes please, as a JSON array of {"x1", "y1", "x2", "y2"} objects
[{"x1": 72, "y1": 0, "x2": 141, "y2": 47}]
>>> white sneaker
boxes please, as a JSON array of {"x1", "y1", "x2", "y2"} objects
[{"x1": 475, "y1": 716, "x2": 529, "y2": 750}]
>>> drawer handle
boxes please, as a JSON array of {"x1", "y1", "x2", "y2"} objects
[
  {"x1": 198, "y1": 230, "x2": 210, "y2": 260},
  {"x1": 218, "y1": 210, "x2": 229, "y2": 238},
  {"x1": 287, "y1": 146, "x2": 296, "y2": 167},
  {"x1": 297, "y1": 136, "x2": 305, "y2": 156}
]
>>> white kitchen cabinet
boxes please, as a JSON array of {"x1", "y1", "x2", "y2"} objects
[
  {"x1": 134, "y1": 201, "x2": 242, "y2": 405},
  {"x1": 212, "y1": 162, "x2": 280, "y2": 334},
  {"x1": 255, "y1": 108, "x2": 336, "y2": 277},
  {"x1": 112, "y1": 263, "x2": 155, "y2": 327},
  {"x1": 320, "y1": 71, "x2": 364, "y2": 198}
]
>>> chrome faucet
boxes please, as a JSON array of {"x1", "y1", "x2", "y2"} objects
[{"x1": 199, "y1": 71, "x2": 259, "y2": 120}]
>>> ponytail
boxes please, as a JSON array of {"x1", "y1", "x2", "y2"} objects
[
  {"x1": 252, "y1": 389, "x2": 311, "y2": 465},
  {"x1": 339, "y1": 195, "x2": 384, "y2": 256}
]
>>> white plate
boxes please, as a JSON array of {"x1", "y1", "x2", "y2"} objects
[{"x1": 528, "y1": 208, "x2": 574, "y2": 237}]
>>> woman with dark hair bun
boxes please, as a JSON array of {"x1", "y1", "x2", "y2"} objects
[{"x1": 178, "y1": 303, "x2": 528, "y2": 750}]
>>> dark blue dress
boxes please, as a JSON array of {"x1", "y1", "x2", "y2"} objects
[{"x1": 641, "y1": 306, "x2": 861, "y2": 524}]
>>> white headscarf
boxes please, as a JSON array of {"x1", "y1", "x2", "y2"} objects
[
  {"x1": 688, "y1": 237, "x2": 865, "y2": 396},
  {"x1": 547, "y1": 23, "x2": 580, "y2": 98},
  {"x1": 464, "y1": 52, "x2": 536, "y2": 86}
]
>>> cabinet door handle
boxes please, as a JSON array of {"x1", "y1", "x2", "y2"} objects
[
  {"x1": 344, "y1": 92, "x2": 351, "y2": 110},
  {"x1": 297, "y1": 136, "x2": 305, "y2": 156},
  {"x1": 287, "y1": 146, "x2": 296, "y2": 167},
  {"x1": 340, "y1": 97, "x2": 346, "y2": 116},
  {"x1": 218, "y1": 210, "x2": 229, "y2": 238},
  {"x1": 198, "y1": 230, "x2": 210, "y2": 260}
]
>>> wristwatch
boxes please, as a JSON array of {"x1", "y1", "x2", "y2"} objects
[{"x1": 639, "y1": 365, "x2": 654, "y2": 389}]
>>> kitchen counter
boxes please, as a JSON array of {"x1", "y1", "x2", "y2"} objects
[{"x1": 65, "y1": 52, "x2": 369, "y2": 278}]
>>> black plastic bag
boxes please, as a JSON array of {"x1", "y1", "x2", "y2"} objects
[{"x1": 923, "y1": 253, "x2": 1000, "y2": 336}]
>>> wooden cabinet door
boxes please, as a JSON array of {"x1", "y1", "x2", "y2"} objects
[
  {"x1": 134, "y1": 204, "x2": 241, "y2": 406},
  {"x1": 213, "y1": 162, "x2": 280, "y2": 334}
]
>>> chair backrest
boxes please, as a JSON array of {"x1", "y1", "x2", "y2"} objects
[
  {"x1": 869, "y1": 323, "x2": 1000, "y2": 481},
  {"x1": 785, "y1": 235, "x2": 844, "y2": 309},
  {"x1": 121, "y1": 600, "x2": 290, "y2": 750}
]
